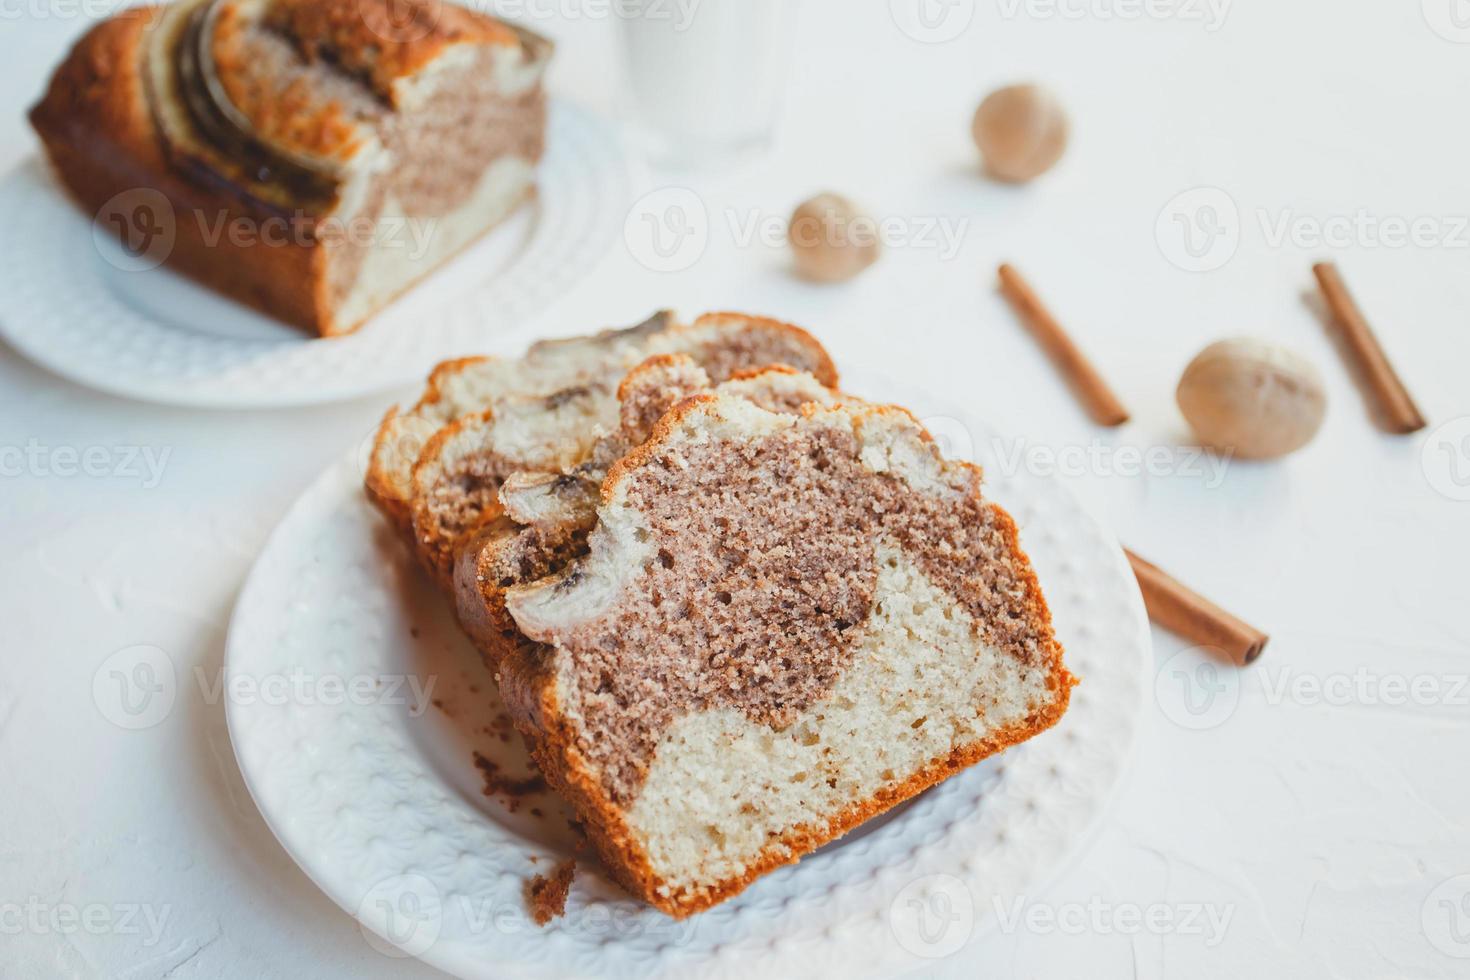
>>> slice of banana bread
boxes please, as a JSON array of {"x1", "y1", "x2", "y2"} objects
[{"x1": 499, "y1": 392, "x2": 1074, "y2": 917}]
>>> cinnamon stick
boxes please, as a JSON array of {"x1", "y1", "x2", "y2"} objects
[
  {"x1": 996, "y1": 263, "x2": 1130, "y2": 427},
  {"x1": 1312, "y1": 262, "x2": 1426, "y2": 434},
  {"x1": 1125, "y1": 548, "x2": 1268, "y2": 664}
]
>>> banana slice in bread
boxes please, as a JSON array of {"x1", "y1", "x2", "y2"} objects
[
  {"x1": 380, "y1": 312, "x2": 838, "y2": 582},
  {"x1": 498, "y1": 391, "x2": 1074, "y2": 917}
]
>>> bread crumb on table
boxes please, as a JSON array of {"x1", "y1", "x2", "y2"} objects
[
  {"x1": 525, "y1": 860, "x2": 576, "y2": 925},
  {"x1": 471, "y1": 751, "x2": 547, "y2": 813}
]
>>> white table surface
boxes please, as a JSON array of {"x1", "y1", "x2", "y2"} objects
[{"x1": 3, "y1": 2, "x2": 1469, "y2": 977}]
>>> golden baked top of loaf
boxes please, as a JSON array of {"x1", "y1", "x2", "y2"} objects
[
  {"x1": 264, "y1": 0, "x2": 518, "y2": 103},
  {"x1": 207, "y1": 0, "x2": 525, "y2": 164},
  {"x1": 209, "y1": 1, "x2": 375, "y2": 163}
]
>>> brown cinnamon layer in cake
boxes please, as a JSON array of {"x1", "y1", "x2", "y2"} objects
[
  {"x1": 319, "y1": 59, "x2": 543, "y2": 305},
  {"x1": 556, "y1": 421, "x2": 1054, "y2": 804},
  {"x1": 617, "y1": 355, "x2": 712, "y2": 444},
  {"x1": 381, "y1": 77, "x2": 544, "y2": 217},
  {"x1": 415, "y1": 411, "x2": 515, "y2": 544},
  {"x1": 687, "y1": 331, "x2": 840, "y2": 391}
]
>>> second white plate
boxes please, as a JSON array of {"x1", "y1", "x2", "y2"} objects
[
  {"x1": 225, "y1": 371, "x2": 1152, "y2": 979},
  {"x1": 0, "y1": 101, "x2": 630, "y2": 408}
]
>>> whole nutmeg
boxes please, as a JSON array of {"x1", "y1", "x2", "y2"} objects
[
  {"x1": 1177, "y1": 339, "x2": 1327, "y2": 459},
  {"x1": 787, "y1": 193, "x2": 881, "y2": 283},
  {"x1": 970, "y1": 84, "x2": 1069, "y2": 183}
]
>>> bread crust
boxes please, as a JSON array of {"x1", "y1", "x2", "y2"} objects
[
  {"x1": 453, "y1": 522, "x2": 521, "y2": 663},
  {"x1": 363, "y1": 405, "x2": 411, "y2": 527},
  {"x1": 31, "y1": 8, "x2": 334, "y2": 332},
  {"x1": 497, "y1": 395, "x2": 1076, "y2": 917},
  {"x1": 419, "y1": 355, "x2": 494, "y2": 413}
]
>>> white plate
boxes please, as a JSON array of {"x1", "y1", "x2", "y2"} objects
[
  {"x1": 225, "y1": 374, "x2": 1151, "y2": 979},
  {"x1": 0, "y1": 102, "x2": 630, "y2": 408}
]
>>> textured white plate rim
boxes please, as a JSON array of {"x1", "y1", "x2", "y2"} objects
[
  {"x1": 0, "y1": 100, "x2": 629, "y2": 409},
  {"x1": 225, "y1": 374, "x2": 1152, "y2": 980}
]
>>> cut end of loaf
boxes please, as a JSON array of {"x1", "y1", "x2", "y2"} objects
[{"x1": 505, "y1": 392, "x2": 1072, "y2": 915}]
